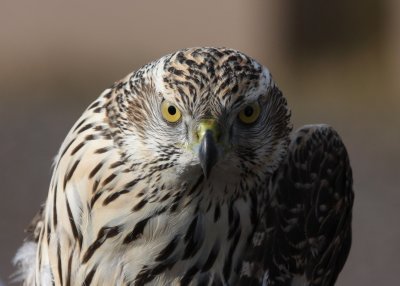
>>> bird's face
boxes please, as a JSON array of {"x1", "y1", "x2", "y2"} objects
[{"x1": 112, "y1": 48, "x2": 291, "y2": 191}]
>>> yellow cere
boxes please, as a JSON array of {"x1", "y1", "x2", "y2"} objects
[
  {"x1": 196, "y1": 119, "x2": 220, "y2": 142},
  {"x1": 161, "y1": 101, "x2": 182, "y2": 123},
  {"x1": 238, "y1": 102, "x2": 261, "y2": 124}
]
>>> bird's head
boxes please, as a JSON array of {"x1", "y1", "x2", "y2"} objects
[{"x1": 108, "y1": 47, "x2": 291, "y2": 192}]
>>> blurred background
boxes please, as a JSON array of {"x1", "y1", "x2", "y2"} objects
[{"x1": 1, "y1": 0, "x2": 399, "y2": 284}]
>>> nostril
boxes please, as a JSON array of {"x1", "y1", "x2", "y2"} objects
[
  {"x1": 193, "y1": 130, "x2": 200, "y2": 142},
  {"x1": 196, "y1": 119, "x2": 220, "y2": 143}
]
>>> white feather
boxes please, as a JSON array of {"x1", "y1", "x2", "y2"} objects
[{"x1": 12, "y1": 241, "x2": 37, "y2": 285}]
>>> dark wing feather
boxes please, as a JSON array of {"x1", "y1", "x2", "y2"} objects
[
  {"x1": 12, "y1": 205, "x2": 44, "y2": 282},
  {"x1": 25, "y1": 204, "x2": 45, "y2": 243},
  {"x1": 238, "y1": 124, "x2": 354, "y2": 286}
]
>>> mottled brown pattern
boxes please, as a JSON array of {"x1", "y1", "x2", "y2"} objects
[{"x1": 14, "y1": 48, "x2": 353, "y2": 286}]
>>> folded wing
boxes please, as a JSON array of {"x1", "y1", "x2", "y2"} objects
[{"x1": 239, "y1": 124, "x2": 354, "y2": 286}]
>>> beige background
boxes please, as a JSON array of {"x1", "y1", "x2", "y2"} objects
[{"x1": 1, "y1": 1, "x2": 399, "y2": 285}]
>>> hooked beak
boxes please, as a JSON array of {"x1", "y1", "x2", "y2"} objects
[{"x1": 197, "y1": 119, "x2": 220, "y2": 178}]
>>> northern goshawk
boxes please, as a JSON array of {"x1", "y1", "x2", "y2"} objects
[{"x1": 14, "y1": 47, "x2": 354, "y2": 286}]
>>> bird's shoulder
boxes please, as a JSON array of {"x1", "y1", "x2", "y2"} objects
[{"x1": 238, "y1": 124, "x2": 354, "y2": 285}]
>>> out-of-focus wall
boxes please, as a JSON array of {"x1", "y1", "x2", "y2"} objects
[
  {"x1": 0, "y1": 1, "x2": 399, "y2": 284},
  {"x1": 0, "y1": 1, "x2": 285, "y2": 102},
  {"x1": 388, "y1": 0, "x2": 400, "y2": 96}
]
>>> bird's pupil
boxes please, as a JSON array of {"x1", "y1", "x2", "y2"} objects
[
  {"x1": 168, "y1": 106, "x2": 176, "y2": 115},
  {"x1": 244, "y1": 106, "x2": 253, "y2": 117}
]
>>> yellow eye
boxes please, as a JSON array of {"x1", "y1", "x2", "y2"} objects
[
  {"x1": 238, "y1": 102, "x2": 261, "y2": 124},
  {"x1": 161, "y1": 101, "x2": 182, "y2": 123}
]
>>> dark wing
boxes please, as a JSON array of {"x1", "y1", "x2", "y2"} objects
[
  {"x1": 12, "y1": 205, "x2": 44, "y2": 282},
  {"x1": 25, "y1": 205, "x2": 45, "y2": 242},
  {"x1": 238, "y1": 124, "x2": 354, "y2": 286}
]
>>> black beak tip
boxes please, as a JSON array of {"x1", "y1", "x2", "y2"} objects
[{"x1": 199, "y1": 131, "x2": 218, "y2": 178}]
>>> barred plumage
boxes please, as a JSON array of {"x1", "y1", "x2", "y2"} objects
[{"x1": 14, "y1": 47, "x2": 353, "y2": 286}]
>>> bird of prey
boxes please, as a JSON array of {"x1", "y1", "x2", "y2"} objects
[{"x1": 14, "y1": 47, "x2": 354, "y2": 286}]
